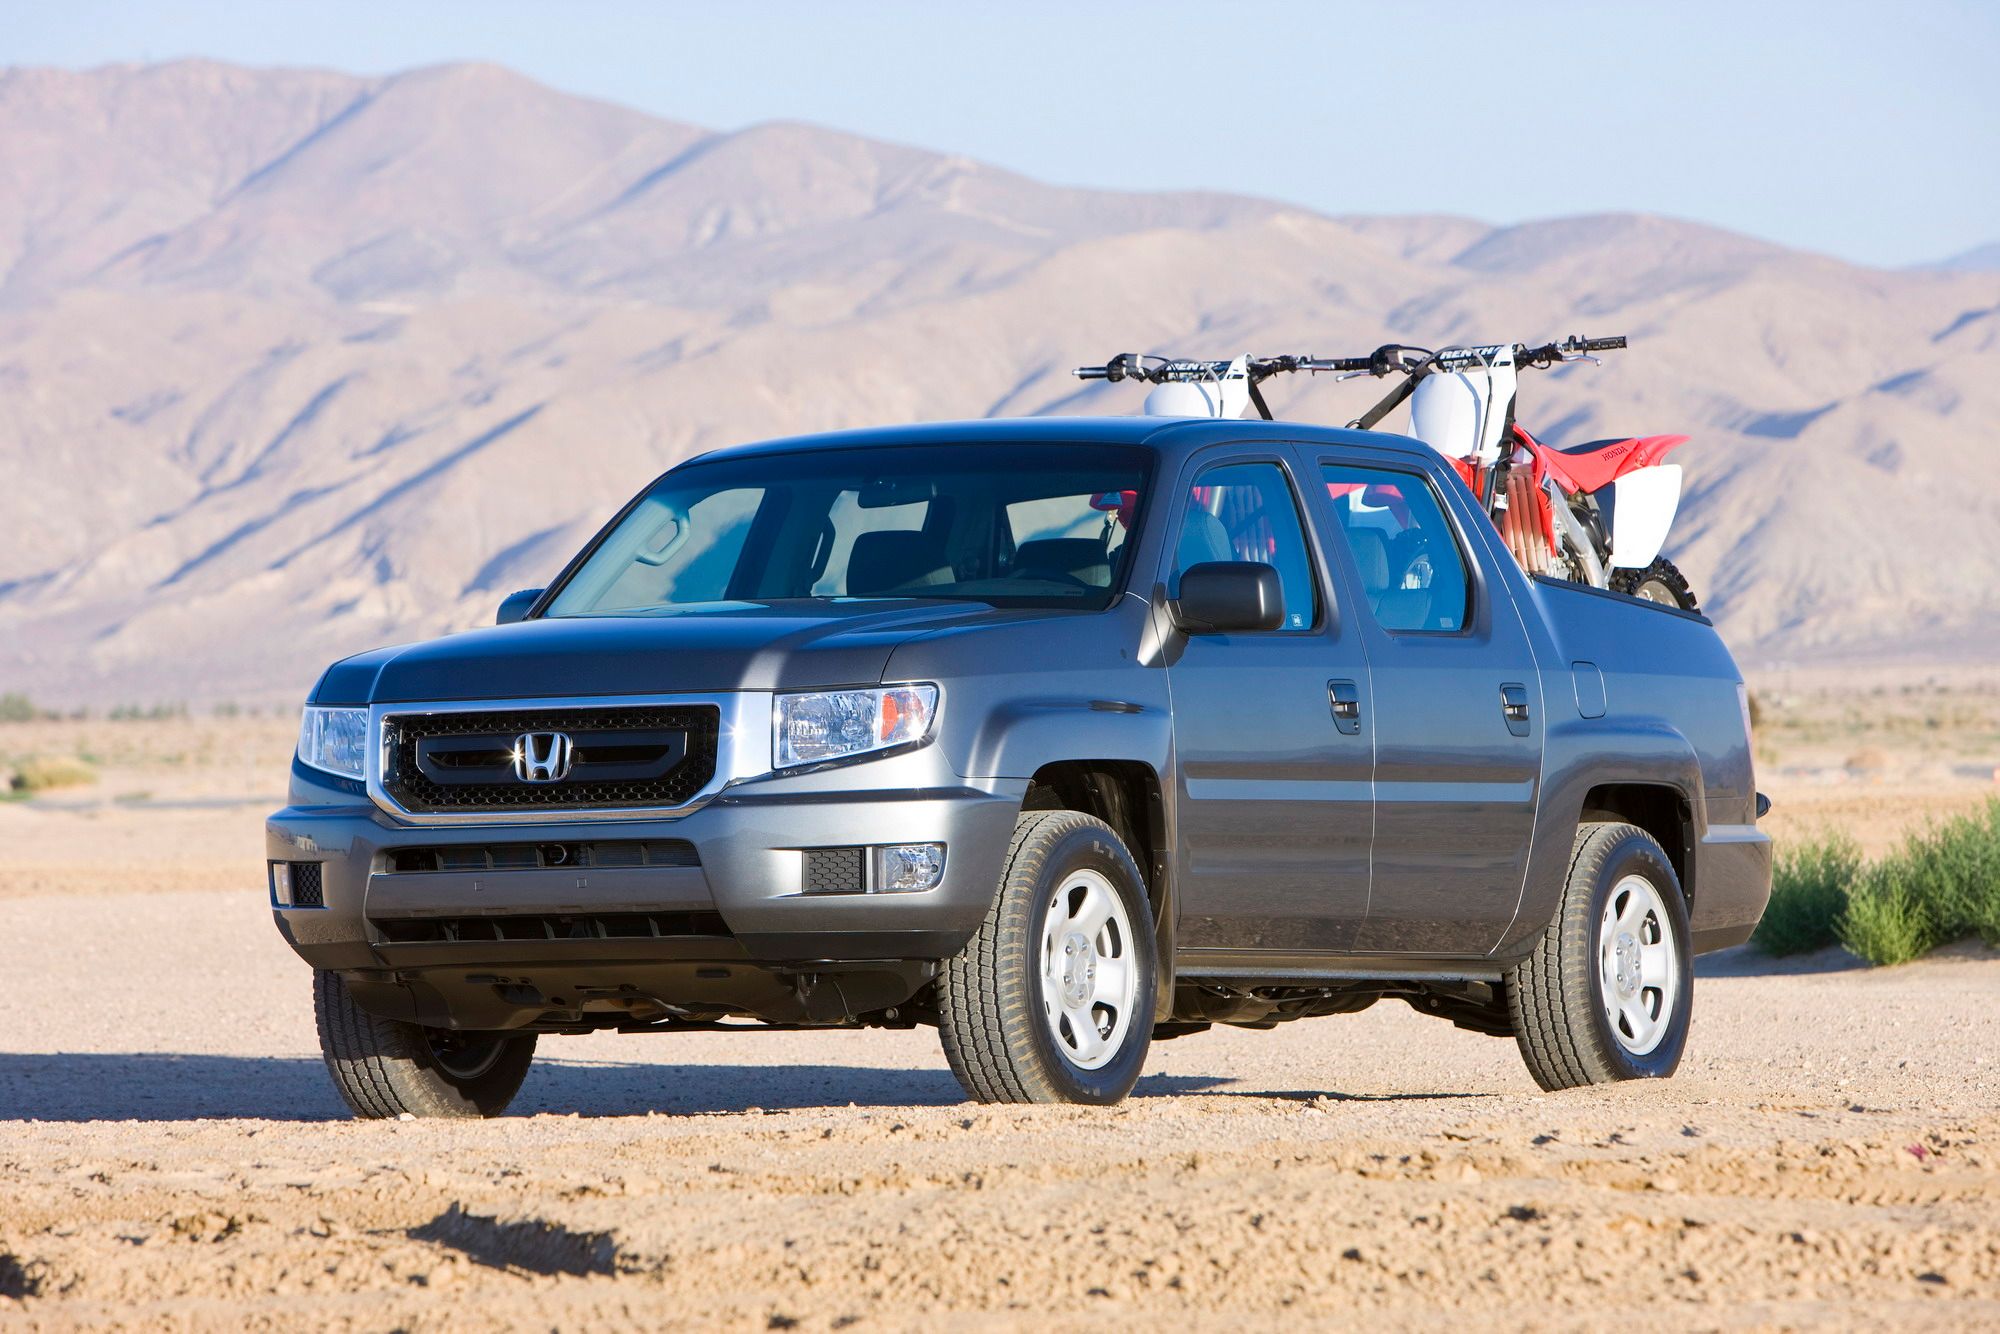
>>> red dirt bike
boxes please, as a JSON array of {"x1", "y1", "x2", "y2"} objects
[{"x1": 1074, "y1": 336, "x2": 1699, "y2": 610}]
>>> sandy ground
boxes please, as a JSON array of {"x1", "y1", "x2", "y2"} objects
[
  {"x1": 1, "y1": 889, "x2": 1997, "y2": 1330},
  {"x1": 1, "y1": 692, "x2": 1998, "y2": 1330}
]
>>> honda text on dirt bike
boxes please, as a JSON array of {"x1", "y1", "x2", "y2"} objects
[{"x1": 1073, "y1": 337, "x2": 1699, "y2": 610}]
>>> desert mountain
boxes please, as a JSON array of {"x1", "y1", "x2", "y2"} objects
[
  {"x1": 2, "y1": 60, "x2": 1996, "y2": 705},
  {"x1": 1931, "y1": 243, "x2": 2000, "y2": 272}
]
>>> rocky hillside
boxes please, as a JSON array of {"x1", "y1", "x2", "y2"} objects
[{"x1": 2, "y1": 60, "x2": 1995, "y2": 704}]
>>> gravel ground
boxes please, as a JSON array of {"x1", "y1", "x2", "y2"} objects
[{"x1": 1, "y1": 887, "x2": 1996, "y2": 1331}]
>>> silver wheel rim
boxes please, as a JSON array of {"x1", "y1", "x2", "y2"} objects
[
  {"x1": 1038, "y1": 867, "x2": 1138, "y2": 1071},
  {"x1": 1597, "y1": 873, "x2": 1679, "y2": 1056},
  {"x1": 428, "y1": 1033, "x2": 506, "y2": 1081}
]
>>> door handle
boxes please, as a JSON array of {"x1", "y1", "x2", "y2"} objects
[
  {"x1": 1328, "y1": 679, "x2": 1362, "y2": 735},
  {"x1": 1500, "y1": 683, "x2": 1532, "y2": 736}
]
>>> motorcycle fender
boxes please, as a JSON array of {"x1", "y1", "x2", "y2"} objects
[{"x1": 1607, "y1": 464, "x2": 1683, "y2": 569}]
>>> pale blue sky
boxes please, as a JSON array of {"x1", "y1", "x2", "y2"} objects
[{"x1": 7, "y1": 0, "x2": 1995, "y2": 267}]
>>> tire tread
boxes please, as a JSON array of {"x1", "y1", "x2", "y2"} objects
[
  {"x1": 313, "y1": 970, "x2": 532, "y2": 1118},
  {"x1": 937, "y1": 810, "x2": 1150, "y2": 1104},
  {"x1": 1509, "y1": 821, "x2": 1681, "y2": 1091}
]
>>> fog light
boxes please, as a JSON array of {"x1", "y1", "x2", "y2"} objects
[
  {"x1": 872, "y1": 843, "x2": 945, "y2": 893},
  {"x1": 269, "y1": 860, "x2": 293, "y2": 907}
]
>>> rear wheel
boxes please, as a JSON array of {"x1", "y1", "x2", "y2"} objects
[
  {"x1": 313, "y1": 970, "x2": 536, "y2": 1119},
  {"x1": 1507, "y1": 822, "x2": 1693, "y2": 1090},
  {"x1": 937, "y1": 810, "x2": 1156, "y2": 1104},
  {"x1": 1611, "y1": 557, "x2": 1700, "y2": 612}
]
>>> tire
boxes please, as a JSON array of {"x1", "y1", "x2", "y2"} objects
[
  {"x1": 313, "y1": 970, "x2": 537, "y2": 1119},
  {"x1": 937, "y1": 810, "x2": 1156, "y2": 1105},
  {"x1": 1610, "y1": 557, "x2": 1700, "y2": 612},
  {"x1": 1507, "y1": 822, "x2": 1693, "y2": 1091}
]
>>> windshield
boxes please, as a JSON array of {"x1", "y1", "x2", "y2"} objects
[{"x1": 543, "y1": 443, "x2": 1153, "y2": 617}]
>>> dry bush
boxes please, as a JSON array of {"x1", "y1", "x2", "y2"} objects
[{"x1": 9, "y1": 755, "x2": 97, "y2": 793}]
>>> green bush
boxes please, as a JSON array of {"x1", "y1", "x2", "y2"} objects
[
  {"x1": 1840, "y1": 862, "x2": 1945, "y2": 966},
  {"x1": 107, "y1": 701, "x2": 188, "y2": 721},
  {"x1": 0, "y1": 692, "x2": 38, "y2": 723},
  {"x1": 1751, "y1": 831, "x2": 1859, "y2": 956},
  {"x1": 9, "y1": 754, "x2": 97, "y2": 793},
  {"x1": 1755, "y1": 800, "x2": 2000, "y2": 965}
]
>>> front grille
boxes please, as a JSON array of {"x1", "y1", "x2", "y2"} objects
[
  {"x1": 384, "y1": 840, "x2": 699, "y2": 874},
  {"x1": 382, "y1": 705, "x2": 720, "y2": 813},
  {"x1": 281, "y1": 862, "x2": 325, "y2": 908},
  {"x1": 371, "y1": 910, "x2": 730, "y2": 944},
  {"x1": 802, "y1": 847, "x2": 866, "y2": 893}
]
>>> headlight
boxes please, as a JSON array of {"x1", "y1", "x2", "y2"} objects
[
  {"x1": 297, "y1": 706, "x2": 369, "y2": 779},
  {"x1": 775, "y1": 685, "x2": 938, "y2": 770}
]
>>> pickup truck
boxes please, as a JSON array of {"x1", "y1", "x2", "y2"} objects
[{"x1": 269, "y1": 417, "x2": 1771, "y2": 1118}]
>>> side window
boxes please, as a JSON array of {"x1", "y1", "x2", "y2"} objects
[
  {"x1": 1320, "y1": 464, "x2": 1471, "y2": 632},
  {"x1": 1171, "y1": 461, "x2": 1319, "y2": 632}
]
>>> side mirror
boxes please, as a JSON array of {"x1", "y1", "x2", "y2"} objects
[
  {"x1": 1170, "y1": 562, "x2": 1284, "y2": 634},
  {"x1": 496, "y1": 588, "x2": 544, "y2": 625}
]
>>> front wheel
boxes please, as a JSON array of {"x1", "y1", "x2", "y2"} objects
[
  {"x1": 937, "y1": 810, "x2": 1156, "y2": 1104},
  {"x1": 1611, "y1": 557, "x2": 1700, "y2": 612},
  {"x1": 313, "y1": 970, "x2": 537, "y2": 1118},
  {"x1": 1507, "y1": 822, "x2": 1693, "y2": 1090}
]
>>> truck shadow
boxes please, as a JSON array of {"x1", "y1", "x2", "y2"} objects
[
  {"x1": 0, "y1": 1053, "x2": 1234, "y2": 1123},
  {"x1": 1694, "y1": 945, "x2": 1870, "y2": 978}
]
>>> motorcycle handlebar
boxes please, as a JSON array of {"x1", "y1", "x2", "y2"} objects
[
  {"x1": 1331, "y1": 335, "x2": 1630, "y2": 374},
  {"x1": 1073, "y1": 336, "x2": 1629, "y2": 387},
  {"x1": 1516, "y1": 334, "x2": 1627, "y2": 365}
]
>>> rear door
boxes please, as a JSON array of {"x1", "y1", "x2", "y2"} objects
[
  {"x1": 1306, "y1": 453, "x2": 1545, "y2": 955},
  {"x1": 1163, "y1": 449, "x2": 1375, "y2": 954}
]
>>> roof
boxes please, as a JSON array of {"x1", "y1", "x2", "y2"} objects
[{"x1": 689, "y1": 415, "x2": 1437, "y2": 466}]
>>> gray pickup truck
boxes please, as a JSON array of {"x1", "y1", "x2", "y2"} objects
[{"x1": 269, "y1": 417, "x2": 1770, "y2": 1118}]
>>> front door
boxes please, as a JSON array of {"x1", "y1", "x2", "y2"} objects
[
  {"x1": 1165, "y1": 452, "x2": 1375, "y2": 955},
  {"x1": 1309, "y1": 456, "x2": 1545, "y2": 955}
]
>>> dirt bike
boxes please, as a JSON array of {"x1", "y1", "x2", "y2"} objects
[{"x1": 1073, "y1": 338, "x2": 1699, "y2": 611}]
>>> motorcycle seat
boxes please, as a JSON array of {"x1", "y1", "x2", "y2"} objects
[{"x1": 1540, "y1": 434, "x2": 1689, "y2": 494}]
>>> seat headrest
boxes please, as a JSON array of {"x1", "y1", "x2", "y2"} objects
[
  {"x1": 1346, "y1": 527, "x2": 1390, "y2": 595},
  {"x1": 1012, "y1": 538, "x2": 1112, "y2": 587},
  {"x1": 1176, "y1": 509, "x2": 1233, "y2": 573},
  {"x1": 846, "y1": 530, "x2": 951, "y2": 596}
]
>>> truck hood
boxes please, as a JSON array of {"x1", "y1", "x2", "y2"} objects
[{"x1": 311, "y1": 602, "x2": 1006, "y2": 704}]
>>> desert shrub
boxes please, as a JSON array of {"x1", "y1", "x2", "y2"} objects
[
  {"x1": 1843, "y1": 747, "x2": 1890, "y2": 774},
  {"x1": 9, "y1": 755, "x2": 97, "y2": 794},
  {"x1": 1751, "y1": 831, "x2": 1859, "y2": 956},
  {"x1": 1834, "y1": 799, "x2": 2000, "y2": 965},
  {"x1": 1947, "y1": 802, "x2": 2000, "y2": 944},
  {"x1": 1878, "y1": 800, "x2": 2000, "y2": 948},
  {"x1": 1839, "y1": 861, "x2": 1945, "y2": 966},
  {"x1": 108, "y1": 702, "x2": 188, "y2": 721},
  {"x1": 1752, "y1": 800, "x2": 2000, "y2": 965},
  {"x1": 0, "y1": 692, "x2": 37, "y2": 723}
]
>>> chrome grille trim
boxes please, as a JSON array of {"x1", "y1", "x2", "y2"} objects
[{"x1": 365, "y1": 692, "x2": 773, "y2": 826}]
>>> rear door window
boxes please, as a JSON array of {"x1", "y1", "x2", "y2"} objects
[{"x1": 1320, "y1": 464, "x2": 1471, "y2": 632}]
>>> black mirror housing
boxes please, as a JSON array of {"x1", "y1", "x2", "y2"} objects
[
  {"x1": 1170, "y1": 562, "x2": 1284, "y2": 634},
  {"x1": 496, "y1": 588, "x2": 544, "y2": 625}
]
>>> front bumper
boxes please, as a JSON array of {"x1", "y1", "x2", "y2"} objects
[{"x1": 268, "y1": 745, "x2": 1026, "y2": 1028}]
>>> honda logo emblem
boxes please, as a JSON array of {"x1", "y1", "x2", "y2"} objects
[{"x1": 512, "y1": 731, "x2": 575, "y2": 783}]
